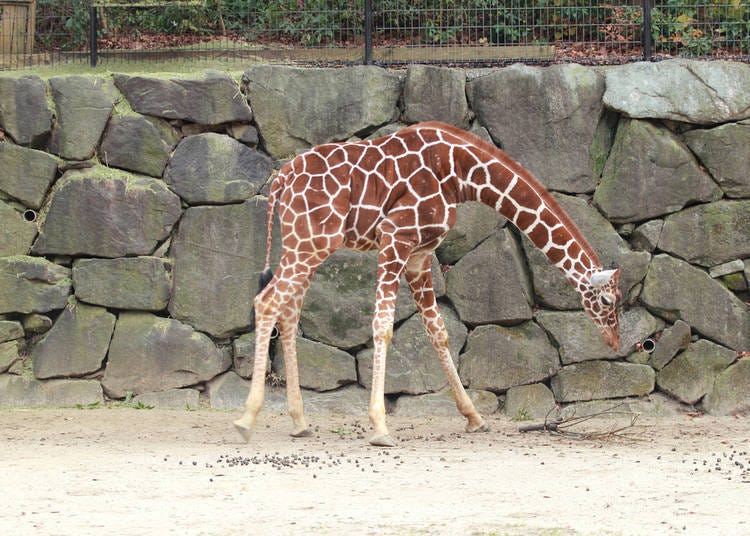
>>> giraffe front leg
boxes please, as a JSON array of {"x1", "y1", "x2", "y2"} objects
[
  {"x1": 369, "y1": 316, "x2": 396, "y2": 447},
  {"x1": 368, "y1": 229, "x2": 408, "y2": 447},
  {"x1": 405, "y1": 254, "x2": 489, "y2": 434}
]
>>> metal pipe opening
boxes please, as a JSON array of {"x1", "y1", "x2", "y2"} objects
[
  {"x1": 640, "y1": 338, "x2": 656, "y2": 354},
  {"x1": 23, "y1": 209, "x2": 38, "y2": 223}
]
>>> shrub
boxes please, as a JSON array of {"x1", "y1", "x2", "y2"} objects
[{"x1": 32, "y1": 0, "x2": 750, "y2": 54}]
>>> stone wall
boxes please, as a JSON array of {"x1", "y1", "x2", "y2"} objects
[{"x1": 1, "y1": 60, "x2": 749, "y2": 419}]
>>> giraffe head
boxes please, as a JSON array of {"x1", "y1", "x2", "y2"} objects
[{"x1": 582, "y1": 268, "x2": 621, "y2": 351}]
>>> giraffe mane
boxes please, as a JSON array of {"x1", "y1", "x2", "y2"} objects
[{"x1": 410, "y1": 121, "x2": 602, "y2": 270}]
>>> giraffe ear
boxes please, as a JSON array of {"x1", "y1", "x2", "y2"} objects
[{"x1": 589, "y1": 269, "x2": 618, "y2": 288}]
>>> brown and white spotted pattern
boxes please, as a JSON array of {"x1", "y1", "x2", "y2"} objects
[{"x1": 234, "y1": 121, "x2": 621, "y2": 446}]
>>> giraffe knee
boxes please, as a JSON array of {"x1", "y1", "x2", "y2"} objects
[
  {"x1": 431, "y1": 328, "x2": 449, "y2": 347},
  {"x1": 373, "y1": 325, "x2": 393, "y2": 347}
]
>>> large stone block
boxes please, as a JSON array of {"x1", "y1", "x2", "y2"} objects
[
  {"x1": 300, "y1": 384, "x2": 371, "y2": 415},
  {"x1": 536, "y1": 308, "x2": 664, "y2": 364},
  {"x1": 561, "y1": 393, "x2": 689, "y2": 419},
  {"x1": 504, "y1": 383, "x2": 557, "y2": 420},
  {"x1": 658, "y1": 200, "x2": 750, "y2": 267},
  {"x1": 603, "y1": 59, "x2": 750, "y2": 124},
  {"x1": 31, "y1": 302, "x2": 115, "y2": 379},
  {"x1": 402, "y1": 65, "x2": 471, "y2": 128},
  {"x1": 32, "y1": 168, "x2": 182, "y2": 258},
  {"x1": 100, "y1": 115, "x2": 179, "y2": 177},
  {"x1": 0, "y1": 200, "x2": 37, "y2": 256},
  {"x1": 207, "y1": 371, "x2": 254, "y2": 410},
  {"x1": 0, "y1": 75, "x2": 52, "y2": 147},
  {"x1": 467, "y1": 63, "x2": 607, "y2": 193},
  {"x1": 132, "y1": 388, "x2": 200, "y2": 409},
  {"x1": 594, "y1": 119, "x2": 721, "y2": 223},
  {"x1": 0, "y1": 375, "x2": 103, "y2": 407},
  {"x1": 703, "y1": 359, "x2": 750, "y2": 416},
  {"x1": 233, "y1": 331, "x2": 271, "y2": 379},
  {"x1": 299, "y1": 249, "x2": 442, "y2": 349},
  {"x1": 48, "y1": 76, "x2": 117, "y2": 160},
  {"x1": 114, "y1": 71, "x2": 253, "y2": 124},
  {"x1": 207, "y1": 372, "x2": 369, "y2": 415},
  {"x1": 168, "y1": 199, "x2": 280, "y2": 338},
  {"x1": 459, "y1": 322, "x2": 560, "y2": 392},
  {"x1": 165, "y1": 133, "x2": 272, "y2": 204},
  {"x1": 648, "y1": 320, "x2": 692, "y2": 371},
  {"x1": 684, "y1": 122, "x2": 750, "y2": 198},
  {"x1": 273, "y1": 337, "x2": 357, "y2": 392},
  {"x1": 435, "y1": 201, "x2": 505, "y2": 265},
  {"x1": 357, "y1": 306, "x2": 467, "y2": 395},
  {"x1": 642, "y1": 254, "x2": 749, "y2": 351},
  {"x1": 0, "y1": 256, "x2": 71, "y2": 314},
  {"x1": 73, "y1": 257, "x2": 171, "y2": 311},
  {"x1": 301, "y1": 249, "x2": 379, "y2": 348},
  {"x1": 445, "y1": 229, "x2": 532, "y2": 325},
  {"x1": 551, "y1": 361, "x2": 655, "y2": 403},
  {"x1": 393, "y1": 388, "x2": 498, "y2": 417},
  {"x1": 656, "y1": 339, "x2": 736, "y2": 405},
  {"x1": 0, "y1": 320, "x2": 23, "y2": 343},
  {"x1": 630, "y1": 220, "x2": 664, "y2": 253},
  {"x1": 102, "y1": 312, "x2": 231, "y2": 398},
  {"x1": 0, "y1": 340, "x2": 20, "y2": 373},
  {"x1": 243, "y1": 65, "x2": 401, "y2": 158},
  {"x1": 0, "y1": 143, "x2": 58, "y2": 209}
]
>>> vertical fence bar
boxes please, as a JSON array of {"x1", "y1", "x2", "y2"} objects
[
  {"x1": 364, "y1": 0, "x2": 373, "y2": 64},
  {"x1": 89, "y1": 5, "x2": 98, "y2": 67},
  {"x1": 642, "y1": 0, "x2": 652, "y2": 60}
]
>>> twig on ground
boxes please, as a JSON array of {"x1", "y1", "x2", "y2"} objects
[{"x1": 518, "y1": 402, "x2": 642, "y2": 441}]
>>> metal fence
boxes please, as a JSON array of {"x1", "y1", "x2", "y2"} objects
[{"x1": 1, "y1": 1, "x2": 749, "y2": 70}]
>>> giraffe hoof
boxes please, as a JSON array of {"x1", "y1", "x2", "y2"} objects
[
  {"x1": 369, "y1": 434, "x2": 397, "y2": 448},
  {"x1": 466, "y1": 421, "x2": 490, "y2": 434},
  {"x1": 291, "y1": 427, "x2": 314, "y2": 438},
  {"x1": 233, "y1": 421, "x2": 253, "y2": 443}
]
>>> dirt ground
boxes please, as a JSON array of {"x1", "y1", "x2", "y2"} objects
[{"x1": 1, "y1": 408, "x2": 749, "y2": 536}]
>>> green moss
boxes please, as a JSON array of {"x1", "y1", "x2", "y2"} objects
[
  {"x1": 112, "y1": 91, "x2": 137, "y2": 117},
  {"x1": 722, "y1": 272, "x2": 748, "y2": 292}
]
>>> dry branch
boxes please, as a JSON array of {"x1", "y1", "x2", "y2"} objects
[{"x1": 518, "y1": 403, "x2": 642, "y2": 440}]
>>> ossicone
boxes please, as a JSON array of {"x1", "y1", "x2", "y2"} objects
[{"x1": 589, "y1": 268, "x2": 619, "y2": 288}]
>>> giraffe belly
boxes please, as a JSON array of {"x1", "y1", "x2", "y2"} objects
[
  {"x1": 342, "y1": 227, "x2": 379, "y2": 252},
  {"x1": 342, "y1": 203, "x2": 383, "y2": 251}
]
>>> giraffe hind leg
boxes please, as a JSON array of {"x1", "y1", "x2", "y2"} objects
[
  {"x1": 233, "y1": 308, "x2": 275, "y2": 441},
  {"x1": 278, "y1": 298, "x2": 314, "y2": 438},
  {"x1": 233, "y1": 266, "x2": 293, "y2": 441},
  {"x1": 235, "y1": 253, "x2": 331, "y2": 442}
]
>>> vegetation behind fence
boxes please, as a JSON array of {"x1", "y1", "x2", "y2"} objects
[{"x1": 1, "y1": 1, "x2": 749, "y2": 70}]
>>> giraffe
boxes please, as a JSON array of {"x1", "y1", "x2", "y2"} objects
[{"x1": 234, "y1": 121, "x2": 621, "y2": 447}]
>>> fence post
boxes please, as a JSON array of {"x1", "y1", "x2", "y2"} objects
[
  {"x1": 364, "y1": 0, "x2": 372, "y2": 64},
  {"x1": 90, "y1": 5, "x2": 98, "y2": 67},
  {"x1": 642, "y1": 0, "x2": 652, "y2": 60}
]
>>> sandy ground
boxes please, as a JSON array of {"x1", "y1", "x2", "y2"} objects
[{"x1": 1, "y1": 408, "x2": 749, "y2": 536}]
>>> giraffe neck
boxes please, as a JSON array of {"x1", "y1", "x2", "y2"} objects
[
  {"x1": 471, "y1": 169, "x2": 599, "y2": 290},
  {"x1": 431, "y1": 125, "x2": 602, "y2": 291}
]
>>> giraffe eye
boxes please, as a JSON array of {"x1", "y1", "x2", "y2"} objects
[{"x1": 600, "y1": 293, "x2": 614, "y2": 307}]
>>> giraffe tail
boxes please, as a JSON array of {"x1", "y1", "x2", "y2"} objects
[
  {"x1": 248, "y1": 168, "x2": 283, "y2": 332},
  {"x1": 248, "y1": 268, "x2": 273, "y2": 332}
]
